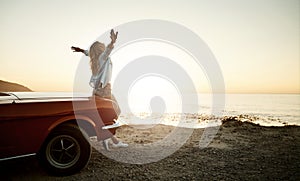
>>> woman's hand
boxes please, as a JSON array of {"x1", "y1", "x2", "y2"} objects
[
  {"x1": 71, "y1": 46, "x2": 84, "y2": 53},
  {"x1": 110, "y1": 29, "x2": 118, "y2": 43}
]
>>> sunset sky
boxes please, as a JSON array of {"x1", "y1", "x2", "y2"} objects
[{"x1": 0, "y1": 0, "x2": 299, "y2": 94}]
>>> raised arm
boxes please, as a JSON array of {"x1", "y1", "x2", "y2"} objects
[
  {"x1": 71, "y1": 46, "x2": 89, "y2": 56},
  {"x1": 107, "y1": 29, "x2": 118, "y2": 49},
  {"x1": 101, "y1": 29, "x2": 118, "y2": 60}
]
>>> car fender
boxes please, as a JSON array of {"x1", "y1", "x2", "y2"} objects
[{"x1": 45, "y1": 115, "x2": 96, "y2": 138}]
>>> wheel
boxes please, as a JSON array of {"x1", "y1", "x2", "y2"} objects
[{"x1": 38, "y1": 124, "x2": 91, "y2": 176}]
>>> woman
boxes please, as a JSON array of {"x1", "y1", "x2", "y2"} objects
[{"x1": 71, "y1": 29, "x2": 128, "y2": 151}]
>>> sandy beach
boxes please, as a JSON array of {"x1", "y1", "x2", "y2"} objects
[{"x1": 1, "y1": 118, "x2": 299, "y2": 180}]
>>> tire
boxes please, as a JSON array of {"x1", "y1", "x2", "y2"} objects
[{"x1": 38, "y1": 124, "x2": 91, "y2": 176}]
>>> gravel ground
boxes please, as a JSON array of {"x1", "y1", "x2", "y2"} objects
[{"x1": 1, "y1": 120, "x2": 300, "y2": 181}]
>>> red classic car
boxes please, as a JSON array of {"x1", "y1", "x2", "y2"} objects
[{"x1": 0, "y1": 92, "x2": 121, "y2": 175}]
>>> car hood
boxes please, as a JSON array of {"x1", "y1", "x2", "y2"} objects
[
  {"x1": 9, "y1": 92, "x2": 92, "y2": 101},
  {"x1": 0, "y1": 92, "x2": 119, "y2": 119}
]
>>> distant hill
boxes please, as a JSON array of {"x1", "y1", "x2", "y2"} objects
[{"x1": 0, "y1": 80, "x2": 32, "y2": 92}]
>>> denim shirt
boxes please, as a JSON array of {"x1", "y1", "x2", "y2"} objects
[{"x1": 84, "y1": 46, "x2": 113, "y2": 89}]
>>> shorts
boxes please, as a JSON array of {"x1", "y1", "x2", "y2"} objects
[{"x1": 94, "y1": 83, "x2": 112, "y2": 99}]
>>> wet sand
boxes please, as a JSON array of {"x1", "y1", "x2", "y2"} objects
[{"x1": 1, "y1": 119, "x2": 300, "y2": 180}]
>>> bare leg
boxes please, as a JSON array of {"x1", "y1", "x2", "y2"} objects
[
  {"x1": 111, "y1": 137, "x2": 128, "y2": 148},
  {"x1": 111, "y1": 136, "x2": 119, "y2": 144}
]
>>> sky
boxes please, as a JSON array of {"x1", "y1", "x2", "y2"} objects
[{"x1": 0, "y1": 0, "x2": 299, "y2": 94}]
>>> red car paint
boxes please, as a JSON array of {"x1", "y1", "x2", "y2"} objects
[{"x1": 0, "y1": 92, "x2": 120, "y2": 159}]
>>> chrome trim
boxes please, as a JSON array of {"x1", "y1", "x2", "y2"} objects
[
  {"x1": 0, "y1": 92, "x2": 90, "y2": 104},
  {"x1": 0, "y1": 153, "x2": 36, "y2": 161},
  {"x1": 8, "y1": 92, "x2": 21, "y2": 100},
  {"x1": 15, "y1": 98, "x2": 89, "y2": 103}
]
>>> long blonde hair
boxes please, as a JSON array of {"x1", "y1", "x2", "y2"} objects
[{"x1": 89, "y1": 41, "x2": 105, "y2": 75}]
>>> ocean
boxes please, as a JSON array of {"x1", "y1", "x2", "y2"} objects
[
  {"x1": 220, "y1": 94, "x2": 300, "y2": 126},
  {"x1": 118, "y1": 93, "x2": 300, "y2": 127}
]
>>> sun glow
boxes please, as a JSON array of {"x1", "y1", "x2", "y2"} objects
[{"x1": 127, "y1": 75, "x2": 182, "y2": 114}]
